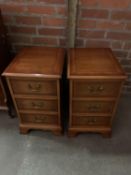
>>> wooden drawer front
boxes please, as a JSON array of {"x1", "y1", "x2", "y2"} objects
[
  {"x1": 72, "y1": 116, "x2": 111, "y2": 127},
  {"x1": 72, "y1": 100, "x2": 114, "y2": 114},
  {"x1": 10, "y1": 79, "x2": 57, "y2": 96},
  {"x1": 21, "y1": 114, "x2": 58, "y2": 125},
  {"x1": 16, "y1": 99, "x2": 58, "y2": 112},
  {"x1": 73, "y1": 81, "x2": 121, "y2": 97}
]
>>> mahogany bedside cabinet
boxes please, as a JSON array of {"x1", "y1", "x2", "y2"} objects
[
  {"x1": 67, "y1": 48, "x2": 126, "y2": 137},
  {"x1": 3, "y1": 47, "x2": 65, "y2": 135}
]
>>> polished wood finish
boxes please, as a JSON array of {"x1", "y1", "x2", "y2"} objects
[
  {"x1": 68, "y1": 48, "x2": 127, "y2": 137},
  {"x1": 21, "y1": 113, "x2": 58, "y2": 125},
  {"x1": 10, "y1": 78, "x2": 57, "y2": 96},
  {"x1": 72, "y1": 116, "x2": 111, "y2": 127},
  {"x1": 3, "y1": 47, "x2": 65, "y2": 135},
  {"x1": 16, "y1": 98, "x2": 58, "y2": 111},
  {"x1": 73, "y1": 80, "x2": 122, "y2": 97},
  {"x1": 4, "y1": 47, "x2": 64, "y2": 78},
  {"x1": 68, "y1": 48, "x2": 125, "y2": 79}
]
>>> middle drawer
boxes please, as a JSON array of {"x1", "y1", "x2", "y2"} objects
[
  {"x1": 72, "y1": 100, "x2": 114, "y2": 114},
  {"x1": 15, "y1": 98, "x2": 58, "y2": 112}
]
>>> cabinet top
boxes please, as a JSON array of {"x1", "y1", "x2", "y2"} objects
[
  {"x1": 68, "y1": 48, "x2": 126, "y2": 79},
  {"x1": 3, "y1": 47, "x2": 65, "y2": 78}
]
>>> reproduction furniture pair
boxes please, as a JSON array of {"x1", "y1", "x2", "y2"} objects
[{"x1": 3, "y1": 47, "x2": 126, "y2": 137}]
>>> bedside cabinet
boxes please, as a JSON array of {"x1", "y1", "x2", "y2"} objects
[
  {"x1": 67, "y1": 48, "x2": 126, "y2": 137},
  {"x1": 3, "y1": 47, "x2": 65, "y2": 135}
]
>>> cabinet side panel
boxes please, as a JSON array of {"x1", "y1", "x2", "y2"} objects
[
  {"x1": 57, "y1": 80, "x2": 61, "y2": 126},
  {"x1": 69, "y1": 80, "x2": 73, "y2": 127},
  {"x1": 110, "y1": 81, "x2": 125, "y2": 124},
  {"x1": 6, "y1": 77, "x2": 21, "y2": 120}
]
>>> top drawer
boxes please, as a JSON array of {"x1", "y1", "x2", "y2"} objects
[
  {"x1": 9, "y1": 78, "x2": 57, "y2": 96},
  {"x1": 72, "y1": 80, "x2": 122, "y2": 97}
]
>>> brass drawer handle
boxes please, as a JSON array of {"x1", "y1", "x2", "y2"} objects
[
  {"x1": 87, "y1": 104, "x2": 101, "y2": 112},
  {"x1": 31, "y1": 102, "x2": 44, "y2": 109},
  {"x1": 34, "y1": 116, "x2": 46, "y2": 123},
  {"x1": 87, "y1": 85, "x2": 104, "y2": 93},
  {"x1": 84, "y1": 117, "x2": 97, "y2": 124},
  {"x1": 28, "y1": 83, "x2": 41, "y2": 92},
  {"x1": 97, "y1": 85, "x2": 104, "y2": 92}
]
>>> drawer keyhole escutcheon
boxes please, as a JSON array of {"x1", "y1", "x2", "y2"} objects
[
  {"x1": 32, "y1": 102, "x2": 44, "y2": 109},
  {"x1": 28, "y1": 83, "x2": 41, "y2": 92}
]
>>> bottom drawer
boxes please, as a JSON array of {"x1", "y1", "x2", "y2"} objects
[
  {"x1": 72, "y1": 116, "x2": 111, "y2": 127},
  {"x1": 20, "y1": 113, "x2": 58, "y2": 125}
]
